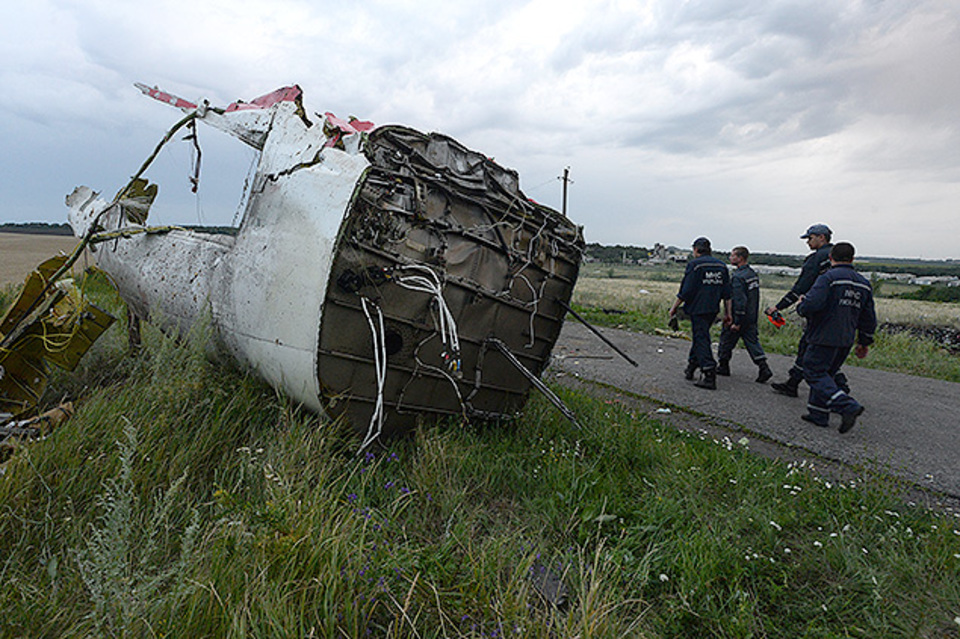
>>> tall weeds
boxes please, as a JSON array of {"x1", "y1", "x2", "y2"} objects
[{"x1": 0, "y1": 276, "x2": 958, "y2": 637}]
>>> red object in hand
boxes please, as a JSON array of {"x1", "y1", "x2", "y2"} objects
[{"x1": 766, "y1": 310, "x2": 786, "y2": 328}]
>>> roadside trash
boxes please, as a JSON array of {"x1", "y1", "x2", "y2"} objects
[{"x1": 656, "y1": 408, "x2": 672, "y2": 414}]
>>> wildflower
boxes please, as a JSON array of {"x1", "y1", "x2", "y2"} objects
[
  {"x1": 659, "y1": 573, "x2": 669, "y2": 582},
  {"x1": 813, "y1": 541, "x2": 823, "y2": 548},
  {"x1": 783, "y1": 548, "x2": 792, "y2": 554},
  {"x1": 862, "y1": 548, "x2": 869, "y2": 555},
  {"x1": 770, "y1": 521, "x2": 782, "y2": 531}
]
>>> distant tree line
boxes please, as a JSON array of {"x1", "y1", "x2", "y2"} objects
[
  {"x1": 0, "y1": 222, "x2": 73, "y2": 236},
  {"x1": 857, "y1": 261, "x2": 960, "y2": 278},
  {"x1": 896, "y1": 286, "x2": 960, "y2": 303},
  {"x1": 584, "y1": 242, "x2": 959, "y2": 276},
  {"x1": 0, "y1": 222, "x2": 239, "y2": 237}
]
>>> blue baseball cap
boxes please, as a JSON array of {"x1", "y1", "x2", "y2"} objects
[{"x1": 801, "y1": 224, "x2": 831, "y2": 238}]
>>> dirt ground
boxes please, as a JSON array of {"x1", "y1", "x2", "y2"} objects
[{"x1": 0, "y1": 233, "x2": 87, "y2": 287}]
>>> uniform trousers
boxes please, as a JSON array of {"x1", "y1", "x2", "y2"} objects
[
  {"x1": 718, "y1": 322, "x2": 766, "y2": 364},
  {"x1": 790, "y1": 326, "x2": 849, "y2": 390},
  {"x1": 688, "y1": 313, "x2": 717, "y2": 371},
  {"x1": 801, "y1": 343, "x2": 863, "y2": 426}
]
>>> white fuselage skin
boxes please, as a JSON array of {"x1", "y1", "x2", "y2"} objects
[{"x1": 67, "y1": 102, "x2": 369, "y2": 414}]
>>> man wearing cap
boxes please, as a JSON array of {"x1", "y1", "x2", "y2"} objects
[
  {"x1": 796, "y1": 242, "x2": 876, "y2": 432},
  {"x1": 669, "y1": 237, "x2": 732, "y2": 390},
  {"x1": 766, "y1": 224, "x2": 838, "y2": 397}
]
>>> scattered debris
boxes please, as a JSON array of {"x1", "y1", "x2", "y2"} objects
[
  {"x1": 1, "y1": 402, "x2": 75, "y2": 463},
  {"x1": 66, "y1": 84, "x2": 586, "y2": 446},
  {"x1": 0, "y1": 254, "x2": 115, "y2": 417},
  {"x1": 653, "y1": 328, "x2": 688, "y2": 340},
  {"x1": 879, "y1": 322, "x2": 960, "y2": 354}
]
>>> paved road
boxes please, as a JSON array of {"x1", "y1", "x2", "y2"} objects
[{"x1": 552, "y1": 322, "x2": 960, "y2": 499}]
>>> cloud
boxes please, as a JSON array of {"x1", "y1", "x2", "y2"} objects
[{"x1": 1, "y1": 0, "x2": 958, "y2": 258}]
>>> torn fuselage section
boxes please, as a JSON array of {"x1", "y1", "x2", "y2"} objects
[
  {"x1": 320, "y1": 126, "x2": 584, "y2": 439},
  {"x1": 67, "y1": 84, "x2": 584, "y2": 442}
]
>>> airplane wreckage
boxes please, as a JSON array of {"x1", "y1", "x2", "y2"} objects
[{"x1": 1, "y1": 84, "x2": 620, "y2": 451}]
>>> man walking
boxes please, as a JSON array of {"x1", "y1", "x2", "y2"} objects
[
  {"x1": 796, "y1": 242, "x2": 876, "y2": 433},
  {"x1": 669, "y1": 237, "x2": 732, "y2": 390},
  {"x1": 717, "y1": 246, "x2": 773, "y2": 383},
  {"x1": 766, "y1": 224, "x2": 836, "y2": 397}
]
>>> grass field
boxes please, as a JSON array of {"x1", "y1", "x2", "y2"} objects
[
  {"x1": 2, "y1": 249, "x2": 960, "y2": 637},
  {"x1": 0, "y1": 232, "x2": 88, "y2": 286}
]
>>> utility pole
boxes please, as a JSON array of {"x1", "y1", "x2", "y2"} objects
[{"x1": 559, "y1": 166, "x2": 572, "y2": 217}]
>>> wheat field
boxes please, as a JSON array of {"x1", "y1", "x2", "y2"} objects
[{"x1": 0, "y1": 233, "x2": 88, "y2": 286}]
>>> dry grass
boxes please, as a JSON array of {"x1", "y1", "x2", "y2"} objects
[
  {"x1": 0, "y1": 233, "x2": 87, "y2": 286},
  {"x1": 573, "y1": 272, "x2": 960, "y2": 328}
]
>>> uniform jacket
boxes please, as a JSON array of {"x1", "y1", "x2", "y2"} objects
[
  {"x1": 677, "y1": 254, "x2": 732, "y2": 316},
  {"x1": 797, "y1": 263, "x2": 877, "y2": 348},
  {"x1": 776, "y1": 243, "x2": 833, "y2": 310},
  {"x1": 731, "y1": 264, "x2": 760, "y2": 326}
]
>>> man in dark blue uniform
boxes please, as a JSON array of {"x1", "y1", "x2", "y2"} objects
[
  {"x1": 669, "y1": 237, "x2": 732, "y2": 390},
  {"x1": 767, "y1": 224, "x2": 837, "y2": 397},
  {"x1": 796, "y1": 242, "x2": 876, "y2": 433},
  {"x1": 717, "y1": 246, "x2": 773, "y2": 383}
]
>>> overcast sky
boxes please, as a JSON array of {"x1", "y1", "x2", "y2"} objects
[{"x1": 2, "y1": 0, "x2": 959, "y2": 259}]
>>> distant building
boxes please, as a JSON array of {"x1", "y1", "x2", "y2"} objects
[
  {"x1": 912, "y1": 276, "x2": 960, "y2": 287},
  {"x1": 752, "y1": 264, "x2": 801, "y2": 277},
  {"x1": 642, "y1": 242, "x2": 689, "y2": 264}
]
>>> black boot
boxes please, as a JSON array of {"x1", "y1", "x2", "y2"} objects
[
  {"x1": 716, "y1": 360, "x2": 730, "y2": 376},
  {"x1": 771, "y1": 377, "x2": 800, "y2": 397},
  {"x1": 756, "y1": 361, "x2": 773, "y2": 384},
  {"x1": 839, "y1": 406, "x2": 864, "y2": 434},
  {"x1": 684, "y1": 361, "x2": 698, "y2": 380},
  {"x1": 694, "y1": 368, "x2": 717, "y2": 390}
]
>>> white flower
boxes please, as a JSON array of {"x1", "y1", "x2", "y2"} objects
[
  {"x1": 784, "y1": 548, "x2": 792, "y2": 554},
  {"x1": 659, "y1": 573, "x2": 669, "y2": 582},
  {"x1": 770, "y1": 521, "x2": 782, "y2": 531},
  {"x1": 813, "y1": 541, "x2": 823, "y2": 548}
]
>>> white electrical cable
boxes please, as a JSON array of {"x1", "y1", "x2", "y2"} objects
[
  {"x1": 359, "y1": 296, "x2": 388, "y2": 452},
  {"x1": 394, "y1": 264, "x2": 461, "y2": 375}
]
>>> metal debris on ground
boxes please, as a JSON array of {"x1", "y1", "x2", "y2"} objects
[
  {"x1": 0, "y1": 402, "x2": 75, "y2": 463},
  {"x1": 0, "y1": 252, "x2": 115, "y2": 417},
  {"x1": 66, "y1": 83, "x2": 588, "y2": 446}
]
